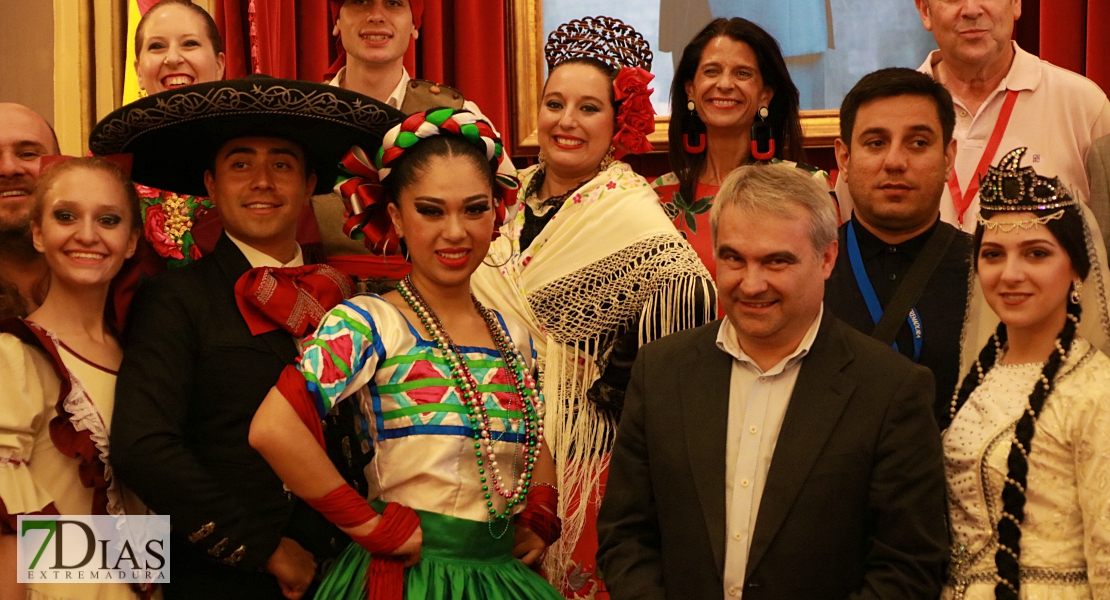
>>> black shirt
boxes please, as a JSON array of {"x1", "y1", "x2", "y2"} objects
[{"x1": 825, "y1": 215, "x2": 973, "y2": 424}]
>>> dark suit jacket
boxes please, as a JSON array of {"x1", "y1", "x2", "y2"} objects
[
  {"x1": 111, "y1": 234, "x2": 345, "y2": 600},
  {"x1": 597, "y1": 312, "x2": 948, "y2": 600}
]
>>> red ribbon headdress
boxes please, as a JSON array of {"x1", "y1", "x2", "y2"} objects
[
  {"x1": 333, "y1": 107, "x2": 520, "y2": 255},
  {"x1": 544, "y1": 16, "x2": 657, "y2": 159}
]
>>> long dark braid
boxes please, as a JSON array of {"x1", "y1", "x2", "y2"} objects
[{"x1": 947, "y1": 299, "x2": 1082, "y2": 598}]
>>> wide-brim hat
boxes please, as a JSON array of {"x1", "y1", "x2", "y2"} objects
[{"x1": 89, "y1": 75, "x2": 405, "y2": 196}]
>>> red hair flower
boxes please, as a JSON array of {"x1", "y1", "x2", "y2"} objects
[{"x1": 611, "y1": 66, "x2": 656, "y2": 159}]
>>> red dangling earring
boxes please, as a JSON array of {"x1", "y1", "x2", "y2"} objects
[
  {"x1": 682, "y1": 100, "x2": 707, "y2": 154},
  {"x1": 750, "y1": 106, "x2": 775, "y2": 161}
]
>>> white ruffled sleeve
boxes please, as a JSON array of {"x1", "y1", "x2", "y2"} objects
[{"x1": 0, "y1": 333, "x2": 59, "y2": 529}]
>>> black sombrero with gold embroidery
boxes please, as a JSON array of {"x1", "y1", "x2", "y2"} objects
[{"x1": 89, "y1": 75, "x2": 405, "y2": 196}]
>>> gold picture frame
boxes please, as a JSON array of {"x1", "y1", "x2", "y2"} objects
[{"x1": 507, "y1": 0, "x2": 841, "y2": 156}]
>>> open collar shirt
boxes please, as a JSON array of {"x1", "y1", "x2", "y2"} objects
[
  {"x1": 716, "y1": 306, "x2": 823, "y2": 598},
  {"x1": 917, "y1": 42, "x2": 1110, "y2": 232},
  {"x1": 329, "y1": 66, "x2": 409, "y2": 109}
]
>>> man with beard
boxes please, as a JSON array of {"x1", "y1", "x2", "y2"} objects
[
  {"x1": 0, "y1": 103, "x2": 58, "y2": 317},
  {"x1": 828, "y1": 68, "x2": 973, "y2": 422}
]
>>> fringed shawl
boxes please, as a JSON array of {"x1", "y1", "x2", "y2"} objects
[{"x1": 471, "y1": 161, "x2": 715, "y2": 588}]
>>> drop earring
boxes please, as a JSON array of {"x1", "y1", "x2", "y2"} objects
[
  {"x1": 682, "y1": 100, "x2": 706, "y2": 154},
  {"x1": 1071, "y1": 279, "x2": 1083, "y2": 304},
  {"x1": 750, "y1": 106, "x2": 775, "y2": 161}
]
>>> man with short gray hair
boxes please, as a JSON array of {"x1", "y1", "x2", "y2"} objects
[{"x1": 597, "y1": 164, "x2": 948, "y2": 600}]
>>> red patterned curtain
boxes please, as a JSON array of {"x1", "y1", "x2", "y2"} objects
[
  {"x1": 213, "y1": 0, "x2": 511, "y2": 137},
  {"x1": 1015, "y1": 0, "x2": 1110, "y2": 95}
]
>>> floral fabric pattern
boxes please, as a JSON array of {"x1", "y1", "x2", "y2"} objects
[{"x1": 136, "y1": 184, "x2": 213, "y2": 267}]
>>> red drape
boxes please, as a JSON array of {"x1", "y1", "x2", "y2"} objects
[
  {"x1": 1020, "y1": 0, "x2": 1110, "y2": 94},
  {"x1": 213, "y1": 0, "x2": 510, "y2": 137}
]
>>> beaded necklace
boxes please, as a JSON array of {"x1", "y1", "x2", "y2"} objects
[{"x1": 396, "y1": 276, "x2": 543, "y2": 537}]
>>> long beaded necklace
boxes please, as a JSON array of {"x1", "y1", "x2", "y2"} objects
[{"x1": 397, "y1": 276, "x2": 543, "y2": 538}]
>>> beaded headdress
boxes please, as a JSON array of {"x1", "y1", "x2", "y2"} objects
[
  {"x1": 333, "y1": 107, "x2": 520, "y2": 255},
  {"x1": 978, "y1": 147, "x2": 1078, "y2": 212},
  {"x1": 544, "y1": 16, "x2": 653, "y2": 72}
]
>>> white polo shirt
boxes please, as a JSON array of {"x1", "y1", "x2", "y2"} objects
[{"x1": 835, "y1": 43, "x2": 1110, "y2": 233}]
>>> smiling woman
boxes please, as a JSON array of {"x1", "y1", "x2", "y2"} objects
[
  {"x1": 134, "y1": 0, "x2": 225, "y2": 96},
  {"x1": 0, "y1": 156, "x2": 148, "y2": 600},
  {"x1": 247, "y1": 108, "x2": 564, "y2": 599},
  {"x1": 943, "y1": 149, "x2": 1110, "y2": 600}
]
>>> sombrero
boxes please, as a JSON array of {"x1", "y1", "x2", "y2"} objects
[{"x1": 89, "y1": 75, "x2": 405, "y2": 196}]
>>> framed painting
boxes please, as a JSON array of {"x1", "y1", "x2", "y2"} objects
[{"x1": 508, "y1": 0, "x2": 936, "y2": 154}]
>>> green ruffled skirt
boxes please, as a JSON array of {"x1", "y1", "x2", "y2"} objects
[{"x1": 314, "y1": 503, "x2": 562, "y2": 600}]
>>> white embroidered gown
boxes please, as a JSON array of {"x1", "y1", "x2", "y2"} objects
[{"x1": 942, "y1": 338, "x2": 1110, "y2": 600}]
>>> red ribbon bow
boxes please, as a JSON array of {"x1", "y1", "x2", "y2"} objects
[
  {"x1": 234, "y1": 264, "x2": 353, "y2": 337},
  {"x1": 335, "y1": 149, "x2": 404, "y2": 255}
]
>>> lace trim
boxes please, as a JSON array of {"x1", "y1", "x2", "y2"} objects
[
  {"x1": 37, "y1": 328, "x2": 124, "y2": 517},
  {"x1": 528, "y1": 233, "x2": 712, "y2": 348}
]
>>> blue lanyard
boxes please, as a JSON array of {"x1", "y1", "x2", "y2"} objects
[{"x1": 846, "y1": 222, "x2": 923, "y2": 363}]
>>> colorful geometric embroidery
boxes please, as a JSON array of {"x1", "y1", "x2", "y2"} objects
[{"x1": 298, "y1": 298, "x2": 533, "y2": 446}]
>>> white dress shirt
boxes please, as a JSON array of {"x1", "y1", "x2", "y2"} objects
[
  {"x1": 329, "y1": 66, "x2": 410, "y2": 109},
  {"x1": 717, "y1": 305, "x2": 824, "y2": 598},
  {"x1": 227, "y1": 234, "x2": 304, "y2": 269}
]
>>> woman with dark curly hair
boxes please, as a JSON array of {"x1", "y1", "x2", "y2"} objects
[{"x1": 942, "y1": 148, "x2": 1110, "y2": 600}]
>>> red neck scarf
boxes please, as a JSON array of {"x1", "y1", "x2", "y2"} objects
[{"x1": 234, "y1": 265, "x2": 353, "y2": 337}]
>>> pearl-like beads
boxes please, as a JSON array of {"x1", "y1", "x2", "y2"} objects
[{"x1": 397, "y1": 276, "x2": 543, "y2": 527}]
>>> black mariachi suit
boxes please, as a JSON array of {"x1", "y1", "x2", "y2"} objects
[{"x1": 111, "y1": 234, "x2": 346, "y2": 599}]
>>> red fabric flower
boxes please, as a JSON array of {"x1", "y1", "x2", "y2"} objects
[
  {"x1": 613, "y1": 127, "x2": 654, "y2": 157},
  {"x1": 613, "y1": 66, "x2": 654, "y2": 102},
  {"x1": 611, "y1": 66, "x2": 657, "y2": 159},
  {"x1": 143, "y1": 204, "x2": 185, "y2": 260},
  {"x1": 619, "y1": 93, "x2": 656, "y2": 133},
  {"x1": 135, "y1": 184, "x2": 161, "y2": 199},
  {"x1": 189, "y1": 243, "x2": 203, "y2": 261}
]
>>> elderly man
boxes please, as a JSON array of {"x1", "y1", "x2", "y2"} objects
[
  {"x1": 0, "y1": 103, "x2": 58, "y2": 317},
  {"x1": 597, "y1": 164, "x2": 948, "y2": 600},
  {"x1": 99, "y1": 76, "x2": 403, "y2": 600},
  {"x1": 828, "y1": 68, "x2": 973, "y2": 422},
  {"x1": 916, "y1": 0, "x2": 1110, "y2": 233}
]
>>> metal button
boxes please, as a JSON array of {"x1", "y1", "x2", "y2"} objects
[{"x1": 888, "y1": 273, "x2": 897, "y2": 281}]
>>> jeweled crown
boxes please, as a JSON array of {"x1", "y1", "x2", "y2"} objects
[
  {"x1": 978, "y1": 147, "x2": 1077, "y2": 211},
  {"x1": 544, "y1": 16, "x2": 653, "y2": 73}
]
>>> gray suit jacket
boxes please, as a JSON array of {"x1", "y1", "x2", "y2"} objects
[
  {"x1": 597, "y1": 312, "x2": 948, "y2": 600},
  {"x1": 1087, "y1": 133, "x2": 1110, "y2": 254}
]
